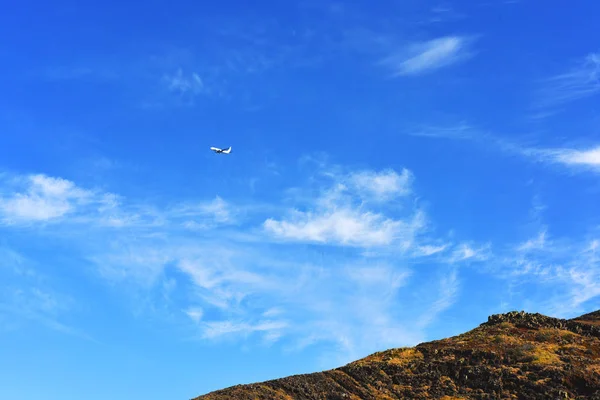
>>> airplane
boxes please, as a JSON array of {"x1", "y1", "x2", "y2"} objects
[{"x1": 210, "y1": 146, "x2": 232, "y2": 154}]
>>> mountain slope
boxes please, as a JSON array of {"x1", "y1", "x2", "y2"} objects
[{"x1": 192, "y1": 310, "x2": 600, "y2": 399}]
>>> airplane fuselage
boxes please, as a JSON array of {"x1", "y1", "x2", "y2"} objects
[{"x1": 210, "y1": 146, "x2": 231, "y2": 154}]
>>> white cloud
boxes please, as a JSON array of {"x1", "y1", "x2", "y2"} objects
[
  {"x1": 449, "y1": 243, "x2": 490, "y2": 263},
  {"x1": 0, "y1": 246, "x2": 31, "y2": 276},
  {"x1": 0, "y1": 173, "x2": 142, "y2": 227},
  {"x1": 199, "y1": 196, "x2": 231, "y2": 222},
  {"x1": 490, "y1": 225, "x2": 600, "y2": 318},
  {"x1": 517, "y1": 229, "x2": 547, "y2": 252},
  {"x1": 263, "y1": 167, "x2": 426, "y2": 248},
  {"x1": 0, "y1": 172, "x2": 241, "y2": 229},
  {"x1": 264, "y1": 209, "x2": 408, "y2": 247},
  {"x1": 164, "y1": 68, "x2": 205, "y2": 95},
  {"x1": 565, "y1": 267, "x2": 600, "y2": 310},
  {"x1": 406, "y1": 122, "x2": 600, "y2": 175},
  {"x1": 345, "y1": 264, "x2": 411, "y2": 289},
  {"x1": 538, "y1": 52, "x2": 600, "y2": 108},
  {"x1": 417, "y1": 268, "x2": 460, "y2": 328},
  {"x1": 551, "y1": 146, "x2": 600, "y2": 167},
  {"x1": 409, "y1": 121, "x2": 474, "y2": 140},
  {"x1": 538, "y1": 251, "x2": 600, "y2": 318},
  {"x1": 348, "y1": 168, "x2": 413, "y2": 201},
  {"x1": 416, "y1": 244, "x2": 449, "y2": 256},
  {"x1": 201, "y1": 320, "x2": 288, "y2": 340},
  {"x1": 0, "y1": 249, "x2": 93, "y2": 341},
  {"x1": 91, "y1": 243, "x2": 174, "y2": 287},
  {"x1": 175, "y1": 254, "x2": 281, "y2": 312},
  {"x1": 519, "y1": 145, "x2": 600, "y2": 174},
  {"x1": 185, "y1": 307, "x2": 204, "y2": 323},
  {"x1": 381, "y1": 36, "x2": 473, "y2": 76},
  {"x1": 262, "y1": 307, "x2": 284, "y2": 317},
  {"x1": 0, "y1": 174, "x2": 91, "y2": 222},
  {"x1": 175, "y1": 196, "x2": 235, "y2": 229}
]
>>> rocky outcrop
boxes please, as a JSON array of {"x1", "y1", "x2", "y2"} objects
[
  {"x1": 484, "y1": 310, "x2": 600, "y2": 338},
  {"x1": 192, "y1": 310, "x2": 600, "y2": 399}
]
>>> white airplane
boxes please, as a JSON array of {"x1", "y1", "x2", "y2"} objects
[{"x1": 210, "y1": 146, "x2": 232, "y2": 154}]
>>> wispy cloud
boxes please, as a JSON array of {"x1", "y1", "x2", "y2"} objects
[
  {"x1": 448, "y1": 243, "x2": 491, "y2": 263},
  {"x1": 0, "y1": 173, "x2": 244, "y2": 230},
  {"x1": 536, "y1": 239, "x2": 599, "y2": 317},
  {"x1": 184, "y1": 307, "x2": 203, "y2": 323},
  {"x1": 537, "y1": 52, "x2": 600, "y2": 109},
  {"x1": 416, "y1": 244, "x2": 450, "y2": 256},
  {"x1": 6, "y1": 165, "x2": 596, "y2": 364},
  {"x1": 0, "y1": 247, "x2": 94, "y2": 341},
  {"x1": 406, "y1": 122, "x2": 600, "y2": 174},
  {"x1": 0, "y1": 245, "x2": 31, "y2": 276},
  {"x1": 0, "y1": 288, "x2": 94, "y2": 341},
  {"x1": 1, "y1": 159, "x2": 490, "y2": 361},
  {"x1": 164, "y1": 68, "x2": 204, "y2": 94},
  {"x1": 421, "y1": 5, "x2": 468, "y2": 24},
  {"x1": 535, "y1": 146, "x2": 600, "y2": 171},
  {"x1": 0, "y1": 174, "x2": 161, "y2": 229},
  {"x1": 409, "y1": 121, "x2": 475, "y2": 140},
  {"x1": 20, "y1": 157, "x2": 596, "y2": 365},
  {"x1": 417, "y1": 267, "x2": 460, "y2": 328},
  {"x1": 380, "y1": 36, "x2": 474, "y2": 76},
  {"x1": 480, "y1": 216, "x2": 600, "y2": 319},
  {"x1": 517, "y1": 229, "x2": 547, "y2": 252},
  {"x1": 200, "y1": 320, "x2": 289, "y2": 341},
  {"x1": 172, "y1": 196, "x2": 237, "y2": 230}
]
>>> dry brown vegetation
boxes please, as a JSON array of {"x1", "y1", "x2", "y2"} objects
[{"x1": 193, "y1": 310, "x2": 600, "y2": 399}]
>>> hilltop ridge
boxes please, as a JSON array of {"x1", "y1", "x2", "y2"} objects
[{"x1": 192, "y1": 310, "x2": 600, "y2": 399}]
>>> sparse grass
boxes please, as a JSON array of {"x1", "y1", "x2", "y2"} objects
[
  {"x1": 559, "y1": 343, "x2": 587, "y2": 355},
  {"x1": 501, "y1": 341, "x2": 562, "y2": 365},
  {"x1": 497, "y1": 322, "x2": 514, "y2": 329},
  {"x1": 493, "y1": 334, "x2": 523, "y2": 346},
  {"x1": 530, "y1": 344, "x2": 561, "y2": 365},
  {"x1": 387, "y1": 348, "x2": 424, "y2": 366},
  {"x1": 350, "y1": 347, "x2": 424, "y2": 366},
  {"x1": 534, "y1": 328, "x2": 556, "y2": 342}
]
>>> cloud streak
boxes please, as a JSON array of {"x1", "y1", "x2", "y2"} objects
[
  {"x1": 538, "y1": 146, "x2": 600, "y2": 171},
  {"x1": 0, "y1": 247, "x2": 95, "y2": 341},
  {"x1": 380, "y1": 36, "x2": 474, "y2": 76},
  {"x1": 537, "y1": 52, "x2": 600, "y2": 109},
  {"x1": 406, "y1": 123, "x2": 600, "y2": 174}
]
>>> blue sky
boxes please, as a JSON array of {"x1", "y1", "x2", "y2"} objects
[{"x1": 1, "y1": 0, "x2": 600, "y2": 398}]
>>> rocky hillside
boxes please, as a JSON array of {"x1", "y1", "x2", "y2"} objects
[{"x1": 192, "y1": 310, "x2": 600, "y2": 399}]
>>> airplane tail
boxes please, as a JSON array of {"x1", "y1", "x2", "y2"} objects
[{"x1": 223, "y1": 147, "x2": 232, "y2": 154}]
